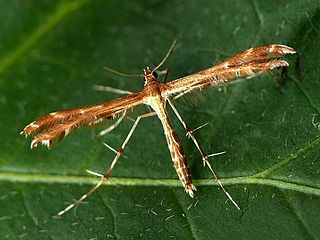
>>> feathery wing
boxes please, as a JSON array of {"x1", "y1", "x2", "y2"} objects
[
  {"x1": 21, "y1": 92, "x2": 144, "y2": 148},
  {"x1": 163, "y1": 44, "x2": 296, "y2": 97}
]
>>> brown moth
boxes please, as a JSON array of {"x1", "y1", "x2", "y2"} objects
[{"x1": 21, "y1": 41, "x2": 295, "y2": 215}]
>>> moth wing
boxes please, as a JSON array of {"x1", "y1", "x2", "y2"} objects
[
  {"x1": 163, "y1": 44, "x2": 295, "y2": 97},
  {"x1": 21, "y1": 92, "x2": 144, "y2": 148}
]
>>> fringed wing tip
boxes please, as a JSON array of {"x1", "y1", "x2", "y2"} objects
[
  {"x1": 20, "y1": 121, "x2": 39, "y2": 136},
  {"x1": 28, "y1": 129, "x2": 67, "y2": 149},
  {"x1": 276, "y1": 45, "x2": 296, "y2": 55},
  {"x1": 21, "y1": 123, "x2": 54, "y2": 149},
  {"x1": 20, "y1": 130, "x2": 28, "y2": 136},
  {"x1": 30, "y1": 139, "x2": 52, "y2": 149},
  {"x1": 20, "y1": 123, "x2": 46, "y2": 148},
  {"x1": 270, "y1": 60, "x2": 289, "y2": 69}
]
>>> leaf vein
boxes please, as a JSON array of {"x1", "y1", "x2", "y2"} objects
[
  {"x1": 0, "y1": 0, "x2": 91, "y2": 75},
  {"x1": 292, "y1": 77, "x2": 320, "y2": 115},
  {"x1": 21, "y1": 191, "x2": 56, "y2": 240},
  {"x1": 1, "y1": 173, "x2": 318, "y2": 195},
  {"x1": 281, "y1": 191, "x2": 318, "y2": 240},
  {"x1": 97, "y1": 191, "x2": 119, "y2": 239},
  {"x1": 252, "y1": 137, "x2": 320, "y2": 178}
]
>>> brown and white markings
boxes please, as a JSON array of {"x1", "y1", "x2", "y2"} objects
[{"x1": 21, "y1": 41, "x2": 295, "y2": 215}]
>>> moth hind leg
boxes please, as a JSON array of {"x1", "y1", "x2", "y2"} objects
[
  {"x1": 57, "y1": 111, "x2": 156, "y2": 216},
  {"x1": 167, "y1": 99, "x2": 240, "y2": 210}
]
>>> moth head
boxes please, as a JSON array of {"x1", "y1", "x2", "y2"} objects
[{"x1": 143, "y1": 66, "x2": 158, "y2": 86}]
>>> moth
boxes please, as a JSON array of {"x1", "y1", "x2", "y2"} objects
[{"x1": 21, "y1": 41, "x2": 295, "y2": 215}]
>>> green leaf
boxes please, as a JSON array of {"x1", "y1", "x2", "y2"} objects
[{"x1": 1, "y1": 0, "x2": 320, "y2": 239}]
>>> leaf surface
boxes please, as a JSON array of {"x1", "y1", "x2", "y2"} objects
[{"x1": 0, "y1": 0, "x2": 320, "y2": 239}]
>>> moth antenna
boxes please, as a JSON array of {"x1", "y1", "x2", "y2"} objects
[
  {"x1": 103, "y1": 66, "x2": 143, "y2": 78},
  {"x1": 153, "y1": 39, "x2": 177, "y2": 72}
]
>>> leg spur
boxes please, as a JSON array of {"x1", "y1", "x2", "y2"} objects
[
  {"x1": 57, "y1": 111, "x2": 156, "y2": 216},
  {"x1": 167, "y1": 99, "x2": 240, "y2": 210}
]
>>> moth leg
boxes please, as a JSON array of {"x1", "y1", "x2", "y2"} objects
[
  {"x1": 57, "y1": 111, "x2": 157, "y2": 216},
  {"x1": 157, "y1": 69, "x2": 169, "y2": 83},
  {"x1": 163, "y1": 69, "x2": 169, "y2": 82},
  {"x1": 101, "y1": 111, "x2": 156, "y2": 178},
  {"x1": 167, "y1": 99, "x2": 210, "y2": 163},
  {"x1": 167, "y1": 99, "x2": 240, "y2": 210},
  {"x1": 172, "y1": 89, "x2": 192, "y2": 100},
  {"x1": 97, "y1": 110, "x2": 126, "y2": 138},
  {"x1": 93, "y1": 84, "x2": 133, "y2": 95}
]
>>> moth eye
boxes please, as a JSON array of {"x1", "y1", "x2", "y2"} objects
[{"x1": 152, "y1": 71, "x2": 158, "y2": 78}]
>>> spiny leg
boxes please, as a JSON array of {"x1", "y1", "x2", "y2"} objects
[
  {"x1": 93, "y1": 85, "x2": 133, "y2": 95},
  {"x1": 156, "y1": 69, "x2": 169, "y2": 83},
  {"x1": 167, "y1": 99, "x2": 209, "y2": 164},
  {"x1": 163, "y1": 69, "x2": 169, "y2": 83},
  {"x1": 57, "y1": 111, "x2": 157, "y2": 216},
  {"x1": 97, "y1": 110, "x2": 126, "y2": 138},
  {"x1": 167, "y1": 99, "x2": 240, "y2": 210},
  {"x1": 102, "y1": 111, "x2": 156, "y2": 178},
  {"x1": 103, "y1": 142, "x2": 128, "y2": 159},
  {"x1": 92, "y1": 85, "x2": 130, "y2": 137},
  {"x1": 172, "y1": 89, "x2": 192, "y2": 101}
]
